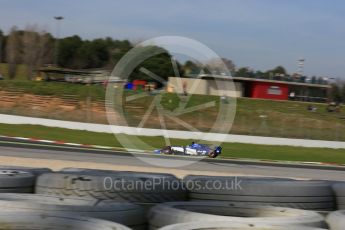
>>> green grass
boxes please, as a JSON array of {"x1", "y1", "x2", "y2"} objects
[
  {"x1": 124, "y1": 92, "x2": 345, "y2": 141},
  {"x1": 1, "y1": 123, "x2": 345, "y2": 164},
  {"x1": 0, "y1": 62, "x2": 106, "y2": 100},
  {"x1": 225, "y1": 143, "x2": 345, "y2": 164},
  {"x1": 0, "y1": 80, "x2": 105, "y2": 100},
  {"x1": 0, "y1": 63, "x2": 28, "y2": 80},
  {"x1": 232, "y1": 97, "x2": 345, "y2": 140}
]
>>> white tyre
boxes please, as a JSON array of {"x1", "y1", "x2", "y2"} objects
[
  {"x1": 36, "y1": 172, "x2": 186, "y2": 204},
  {"x1": 158, "y1": 221, "x2": 327, "y2": 230},
  {"x1": 148, "y1": 201, "x2": 326, "y2": 229},
  {"x1": 0, "y1": 166, "x2": 52, "y2": 176},
  {"x1": 0, "y1": 193, "x2": 145, "y2": 229},
  {"x1": 0, "y1": 170, "x2": 35, "y2": 193},
  {"x1": 0, "y1": 211, "x2": 131, "y2": 229},
  {"x1": 184, "y1": 176, "x2": 333, "y2": 196},
  {"x1": 326, "y1": 210, "x2": 345, "y2": 230}
]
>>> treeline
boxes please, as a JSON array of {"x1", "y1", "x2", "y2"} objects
[
  {"x1": 57, "y1": 35, "x2": 132, "y2": 69},
  {"x1": 0, "y1": 26, "x2": 135, "y2": 80},
  {"x1": 0, "y1": 26, "x2": 310, "y2": 83},
  {"x1": 0, "y1": 26, "x2": 233, "y2": 83}
]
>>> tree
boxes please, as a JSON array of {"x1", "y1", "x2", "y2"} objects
[
  {"x1": 271, "y1": 66, "x2": 287, "y2": 75},
  {"x1": 183, "y1": 60, "x2": 201, "y2": 76},
  {"x1": 57, "y1": 36, "x2": 133, "y2": 69},
  {"x1": 331, "y1": 83, "x2": 342, "y2": 103},
  {"x1": 205, "y1": 57, "x2": 235, "y2": 75},
  {"x1": 311, "y1": 76, "x2": 317, "y2": 84},
  {"x1": 235, "y1": 67, "x2": 254, "y2": 78},
  {"x1": 74, "y1": 41, "x2": 96, "y2": 68},
  {"x1": 73, "y1": 38, "x2": 116, "y2": 69},
  {"x1": 36, "y1": 32, "x2": 54, "y2": 67},
  {"x1": 340, "y1": 82, "x2": 345, "y2": 103},
  {"x1": 128, "y1": 46, "x2": 176, "y2": 87},
  {"x1": 5, "y1": 26, "x2": 21, "y2": 79},
  {"x1": 316, "y1": 77, "x2": 323, "y2": 84},
  {"x1": 0, "y1": 29, "x2": 3, "y2": 63},
  {"x1": 22, "y1": 25, "x2": 40, "y2": 80},
  {"x1": 22, "y1": 25, "x2": 54, "y2": 79},
  {"x1": 109, "y1": 39, "x2": 132, "y2": 66},
  {"x1": 255, "y1": 70, "x2": 266, "y2": 79},
  {"x1": 58, "y1": 35, "x2": 83, "y2": 68},
  {"x1": 221, "y1": 58, "x2": 236, "y2": 73}
]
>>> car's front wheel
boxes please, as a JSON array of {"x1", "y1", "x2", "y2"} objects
[{"x1": 208, "y1": 151, "x2": 218, "y2": 158}]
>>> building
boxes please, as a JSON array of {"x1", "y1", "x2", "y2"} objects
[
  {"x1": 167, "y1": 75, "x2": 331, "y2": 102},
  {"x1": 36, "y1": 67, "x2": 115, "y2": 84},
  {"x1": 167, "y1": 76, "x2": 242, "y2": 97}
]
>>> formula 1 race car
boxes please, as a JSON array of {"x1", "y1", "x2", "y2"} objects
[{"x1": 154, "y1": 142, "x2": 222, "y2": 158}]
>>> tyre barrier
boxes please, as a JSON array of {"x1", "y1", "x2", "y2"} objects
[
  {"x1": 0, "y1": 193, "x2": 145, "y2": 229},
  {"x1": 148, "y1": 201, "x2": 327, "y2": 229},
  {"x1": 0, "y1": 211, "x2": 131, "y2": 230},
  {"x1": 183, "y1": 175, "x2": 335, "y2": 211},
  {"x1": 0, "y1": 166, "x2": 52, "y2": 176},
  {"x1": 157, "y1": 221, "x2": 327, "y2": 230},
  {"x1": 0, "y1": 169, "x2": 35, "y2": 193},
  {"x1": 331, "y1": 183, "x2": 345, "y2": 210},
  {"x1": 326, "y1": 210, "x2": 345, "y2": 230},
  {"x1": 36, "y1": 170, "x2": 187, "y2": 206}
]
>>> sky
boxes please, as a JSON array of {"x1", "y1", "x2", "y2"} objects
[{"x1": 0, "y1": 0, "x2": 344, "y2": 78}]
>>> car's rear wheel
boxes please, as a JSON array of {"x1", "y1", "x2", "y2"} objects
[{"x1": 161, "y1": 146, "x2": 173, "y2": 154}]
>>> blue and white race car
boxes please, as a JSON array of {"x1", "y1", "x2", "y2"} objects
[{"x1": 155, "y1": 142, "x2": 222, "y2": 158}]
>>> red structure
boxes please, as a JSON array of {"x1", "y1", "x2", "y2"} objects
[
  {"x1": 250, "y1": 82, "x2": 289, "y2": 100},
  {"x1": 196, "y1": 75, "x2": 330, "y2": 102},
  {"x1": 132, "y1": 80, "x2": 147, "y2": 90}
]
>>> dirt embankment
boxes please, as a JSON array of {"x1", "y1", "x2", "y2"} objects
[{"x1": 0, "y1": 91, "x2": 119, "y2": 124}]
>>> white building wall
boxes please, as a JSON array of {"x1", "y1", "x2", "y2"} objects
[{"x1": 167, "y1": 77, "x2": 242, "y2": 97}]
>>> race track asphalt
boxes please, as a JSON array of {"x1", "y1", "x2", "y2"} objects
[{"x1": 0, "y1": 137, "x2": 345, "y2": 181}]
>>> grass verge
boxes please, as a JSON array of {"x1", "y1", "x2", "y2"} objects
[
  {"x1": 0, "y1": 123, "x2": 344, "y2": 164},
  {"x1": 0, "y1": 80, "x2": 105, "y2": 100}
]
